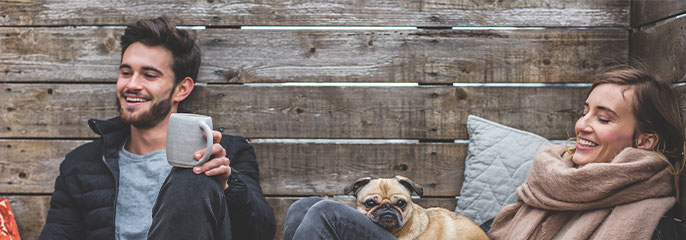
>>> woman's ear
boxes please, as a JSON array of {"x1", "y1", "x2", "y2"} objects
[
  {"x1": 173, "y1": 77, "x2": 194, "y2": 103},
  {"x1": 636, "y1": 132, "x2": 658, "y2": 151}
]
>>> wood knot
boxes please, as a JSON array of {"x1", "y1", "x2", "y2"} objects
[{"x1": 455, "y1": 88, "x2": 468, "y2": 100}]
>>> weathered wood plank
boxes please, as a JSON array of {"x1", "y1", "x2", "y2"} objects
[
  {"x1": 0, "y1": 84, "x2": 586, "y2": 139},
  {"x1": 0, "y1": 140, "x2": 86, "y2": 194},
  {"x1": 631, "y1": 0, "x2": 686, "y2": 27},
  {"x1": 1, "y1": 195, "x2": 50, "y2": 240},
  {"x1": 0, "y1": 28, "x2": 628, "y2": 83},
  {"x1": 630, "y1": 15, "x2": 686, "y2": 83},
  {"x1": 0, "y1": 195, "x2": 456, "y2": 240},
  {"x1": 255, "y1": 142, "x2": 465, "y2": 196},
  {"x1": 0, "y1": 84, "x2": 118, "y2": 138},
  {"x1": 0, "y1": 0, "x2": 629, "y2": 27},
  {"x1": 0, "y1": 140, "x2": 465, "y2": 196}
]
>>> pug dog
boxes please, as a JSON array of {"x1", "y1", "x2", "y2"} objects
[{"x1": 344, "y1": 176, "x2": 489, "y2": 240}]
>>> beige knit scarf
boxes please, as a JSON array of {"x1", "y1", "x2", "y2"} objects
[{"x1": 489, "y1": 145, "x2": 675, "y2": 240}]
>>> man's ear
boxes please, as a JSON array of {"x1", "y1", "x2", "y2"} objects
[
  {"x1": 636, "y1": 132, "x2": 658, "y2": 151},
  {"x1": 173, "y1": 77, "x2": 194, "y2": 103}
]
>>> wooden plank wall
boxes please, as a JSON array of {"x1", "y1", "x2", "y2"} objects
[
  {"x1": 0, "y1": 1, "x2": 640, "y2": 239},
  {"x1": 630, "y1": 0, "x2": 686, "y2": 219}
]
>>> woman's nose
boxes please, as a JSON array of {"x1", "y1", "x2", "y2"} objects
[{"x1": 575, "y1": 113, "x2": 592, "y2": 133}]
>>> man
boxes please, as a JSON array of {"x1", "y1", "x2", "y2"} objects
[{"x1": 38, "y1": 17, "x2": 275, "y2": 240}]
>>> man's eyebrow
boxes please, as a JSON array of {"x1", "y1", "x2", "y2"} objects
[
  {"x1": 118, "y1": 64, "x2": 164, "y2": 76},
  {"x1": 141, "y1": 66, "x2": 163, "y2": 75}
]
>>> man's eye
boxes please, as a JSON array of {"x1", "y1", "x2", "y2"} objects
[
  {"x1": 364, "y1": 200, "x2": 376, "y2": 208},
  {"x1": 120, "y1": 71, "x2": 131, "y2": 76},
  {"x1": 145, "y1": 74, "x2": 158, "y2": 78}
]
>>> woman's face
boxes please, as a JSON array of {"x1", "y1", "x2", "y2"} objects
[{"x1": 573, "y1": 84, "x2": 639, "y2": 166}]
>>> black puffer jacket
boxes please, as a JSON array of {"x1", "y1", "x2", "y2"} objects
[{"x1": 38, "y1": 117, "x2": 275, "y2": 240}]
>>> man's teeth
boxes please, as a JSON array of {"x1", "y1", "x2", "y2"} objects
[
  {"x1": 579, "y1": 139, "x2": 597, "y2": 147},
  {"x1": 126, "y1": 97, "x2": 147, "y2": 102}
]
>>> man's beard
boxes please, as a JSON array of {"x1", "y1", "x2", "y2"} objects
[{"x1": 116, "y1": 91, "x2": 173, "y2": 129}]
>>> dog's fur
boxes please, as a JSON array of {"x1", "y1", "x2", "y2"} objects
[{"x1": 345, "y1": 176, "x2": 489, "y2": 240}]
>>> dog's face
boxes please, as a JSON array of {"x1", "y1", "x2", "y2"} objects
[{"x1": 344, "y1": 176, "x2": 423, "y2": 233}]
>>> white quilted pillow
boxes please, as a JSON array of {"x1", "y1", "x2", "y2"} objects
[{"x1": 455, "y1": 115, "x2": 551, "y2": 225}]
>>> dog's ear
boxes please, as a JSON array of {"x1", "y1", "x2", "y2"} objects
[
  {"x1": 344, "y1": 177, "x2": 372, "y2": 196},
  {"x1": 395, "y1": 175, "x2": 424, "y2": 197}
]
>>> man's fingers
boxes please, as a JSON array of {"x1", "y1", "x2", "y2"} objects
[
  {"x1": 212, "y1": 131, "x2": 222, "y2": 144},
  {"x1": 194, "y1": 156, "x2": 222, "y2": 173},
  {"x1": 203, "y1": 131, "x2": 222, "y2": 144},
  {"x1": 194, "y1": 143, "x2": 226, "y2": 160},
  {"x1": 205, "y1": 164, "x2": 231, "y2": 177},
  {"x1": 194, "y1": 156, "x2": 231, "y2": 174}
]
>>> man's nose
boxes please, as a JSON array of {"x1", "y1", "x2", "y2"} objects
[{"x1": 126, "y1": 73, "x2": 144, "y2": 90}]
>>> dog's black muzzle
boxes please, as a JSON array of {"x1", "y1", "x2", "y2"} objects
[{"x1": 372, "y1": 203, "x2": 403, "y2": 231}]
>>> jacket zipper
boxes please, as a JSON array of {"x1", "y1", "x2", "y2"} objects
[{"x1": 102, "y1": 155, "x2": 119, "y2": 240}]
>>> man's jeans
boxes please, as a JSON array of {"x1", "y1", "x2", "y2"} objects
[
  {"x1": 148, "y1": 167, "x2": 232, "y2": 240},
  {"x1": 283, "y1": 197, "x2": 397, "y2": 240}
]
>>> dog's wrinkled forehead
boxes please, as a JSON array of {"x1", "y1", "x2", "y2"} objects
[{"x1": 358, "y1": 179, "x2": 412, "y2": 197}]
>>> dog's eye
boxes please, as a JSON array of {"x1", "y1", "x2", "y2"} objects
[
  {"x1": 396, "y1": 199, "x2": 407, "y2": 209},
  {"x1": 364, "y1": 200, "x2": 377, "y2": 208}
]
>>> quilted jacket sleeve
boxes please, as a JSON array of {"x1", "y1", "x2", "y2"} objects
[
  {"x1": 38, "y1": 158, "x2": 86, "y2": 240},
  {"x1": 222, "y1": 135, "x2": 276, "y2": 240}
]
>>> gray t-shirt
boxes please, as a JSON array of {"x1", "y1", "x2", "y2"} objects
[{"x1": 114, "y1": 143, "x2": 172, "y2": 240}]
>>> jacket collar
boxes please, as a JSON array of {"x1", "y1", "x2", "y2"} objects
[{"x1": 88, "y1": 117, "x2": 130, "y2": 180}]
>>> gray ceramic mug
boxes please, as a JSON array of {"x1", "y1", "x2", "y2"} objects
[{"x1": 166, "y1": 113, "x2": 214, "y2": 168}]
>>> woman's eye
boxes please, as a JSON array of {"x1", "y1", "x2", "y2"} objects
[
  {"x1": 364, "y1": 200, "x2": 376, "y2": 208},
  {"x1": 598, "y1": 118, "x2": 610, "y2": 123}
]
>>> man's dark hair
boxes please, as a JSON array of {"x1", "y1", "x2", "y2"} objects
[{"x1": 120, "y1": 16, "x2": 201, "y2": 85}]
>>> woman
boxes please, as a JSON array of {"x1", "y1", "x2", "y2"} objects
[
  {"x1": 283, "y1": 68, "x2": 685, "y2": 239},
  {"x1": 489, "y1": 68, "x2": 686, "y2": 239}
]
